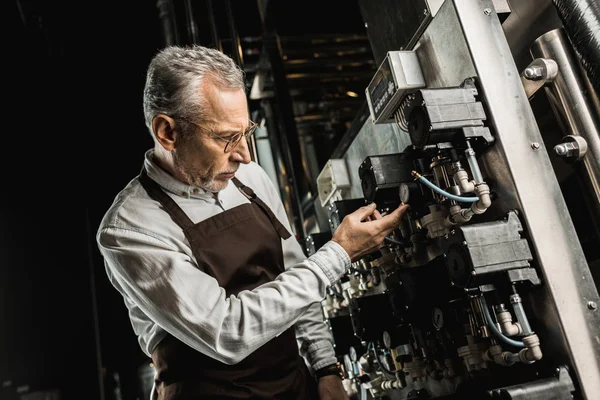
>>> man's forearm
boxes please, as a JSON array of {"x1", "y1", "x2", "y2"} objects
[{"x1": 295, "y1": 301, "x2": 337, "y2": 371}]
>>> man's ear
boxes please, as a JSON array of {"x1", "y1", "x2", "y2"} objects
[{"x1": 152, "y1": 114, "x2": 178, "y2": 151}]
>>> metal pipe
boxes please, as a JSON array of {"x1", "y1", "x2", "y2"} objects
[
  {"x1": 156, "y1": 0, "x2": 179, "y2": 46},
  {"x1": 531, "y1": 28, "x2": 600, "y2": 223},
  {"x1": 224, "y1": 0, "x2": 244, "y2": 69},
  {"x1": 465, "y1": 143, "x2": 484, "y2": 184},
  {"x1": 183, "y1": 0, "x2": 199, "y2": 44},
  {"x1": 510, "y1": 293, "x2": 533, "y2": 336},
  {"x1": 205, "y1": 0, "x2": 222, "y2": 51}
]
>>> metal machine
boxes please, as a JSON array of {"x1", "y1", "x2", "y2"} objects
[{"x1": 310, "y1": 0, "x2": 600, "y2": 398}]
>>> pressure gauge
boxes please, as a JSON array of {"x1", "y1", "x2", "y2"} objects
[
  {"x1": 399, "y1": 183, "x2": 411, "y2": 204},
  {"x1": 399, "y1": 181, "x2": 423, "y2": 204}
]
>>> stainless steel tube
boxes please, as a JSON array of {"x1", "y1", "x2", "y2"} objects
[{"x1": 531, "y1": 28, "x2": 600, "y2": 219}]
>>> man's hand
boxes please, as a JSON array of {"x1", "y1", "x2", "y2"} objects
[
  {"x1": 318, "y1": 375, "x2": 349, "y2": 400},
  {"x1": 332, "y1": 202, "x2": 409, "y2": 262}
]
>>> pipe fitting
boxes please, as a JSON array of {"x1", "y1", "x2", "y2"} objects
[
  {"x1": 496, "y1": 311, "x2": 523, "y2": 337},
  {"x1": 483, "y1": 344, "x2": 517, "y2": 366},
  {"x1": 470, "y1": 183, "x2": 491, "y2": 214},
  {"x1": 454, "y1": 169, "x2": 475, "y2": 194},
  {"x1": 518, "y1": 334, "x2": 543, "y2": 363},
  {"x1": 446, "y1": 204, "x2": 473, "y2": 226}
]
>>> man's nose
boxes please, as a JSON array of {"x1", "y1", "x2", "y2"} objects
[{"x1": 230, "y1": 138, "x2": 252, "y2": 164}]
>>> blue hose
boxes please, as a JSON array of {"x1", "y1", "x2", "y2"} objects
[
  {"x1": 480, "y1": 296, "x2": 525, "y2": 348},
  {"x1": 412, "y1": 171, "x2": 479, "y2": 203}
]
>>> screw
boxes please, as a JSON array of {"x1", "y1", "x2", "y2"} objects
[
  {"x1": 531, "y1": 142, "x2": 540, "y2": 150},
  {"x1": 587, "y1": 301, "x2": 598, "y2": 311},
  {"x1": 364, "y1": 22, "x2": 368, "y2": 28},
  {"x1": 524, "y1": 66, "x2": 544, "y2": 80},
  {"x1": 554, "y1": 143, "x2": 568, "y2": 156},
  {"x1": 483, "y1": 8, "x2": 492, "y2": 15}
]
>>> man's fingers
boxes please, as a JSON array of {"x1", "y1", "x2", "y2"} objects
[
  {"x1": 372, "y1": 209, "x2": 383, "y2": 220},
  {"x1": 373, "y1": 203, "x2": 409, "y2": 230},
  {"x1": 390, "y1": 203, "x2": 409, "y2": 222},
  {"x1": 356, "y1": 202, "x2": 377, "y2": 222}
]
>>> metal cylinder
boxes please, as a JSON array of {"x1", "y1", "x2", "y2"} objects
[
  {"x1": 531, "y1": 28, "x2": 600, "y2": 221},
  {"x1": 156, "y1": 0, "x2": 179, "y2": 46},
  {"x1": 510, "y1": 293, "x2": 533, "y2": 335},
  {"x1": 465, "y1": 147, "x2": 484, "y2": 184}
]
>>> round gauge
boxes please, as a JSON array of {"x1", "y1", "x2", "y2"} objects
[
  {"x1": 382, "y1": 330, "x2": 392, "y2": 349},
  {"x1": 399, "y1": 183, "x2": 411, "y2": 204},
  {"x1": 431, "y1": 307, "x2": 444, "y2": 330}
]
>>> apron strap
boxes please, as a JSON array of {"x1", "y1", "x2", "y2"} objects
[
  {"x1": 139, "y1": 168, "x2": 196, "y2": 231},
  {"x1": 232, "y1": 177, "x2": 292, "y2": 240}
]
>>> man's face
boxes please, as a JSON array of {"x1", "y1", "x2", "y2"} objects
[{"x1": 172, "y1": 82, "x2": 252, "y2": 192}]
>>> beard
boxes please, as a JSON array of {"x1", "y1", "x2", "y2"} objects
[{"x1": 172, "y1": 151, "x2": 234, "y2": 193}]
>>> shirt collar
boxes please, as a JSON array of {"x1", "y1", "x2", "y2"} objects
[{"x1": 143, "y1": 149, "x2": 217, "y2": 199}]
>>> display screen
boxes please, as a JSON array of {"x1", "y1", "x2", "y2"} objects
[{"x1": 367, "y1": 56, "x2": 396, "y2": 120}]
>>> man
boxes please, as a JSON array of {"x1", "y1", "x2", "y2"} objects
[{"x1": 96, "y1": 44, "x2": 408, "y2": 400}]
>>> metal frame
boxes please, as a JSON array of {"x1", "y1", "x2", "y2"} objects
[{"x1": 451, "y1": 1, "x2": 600, "y2": 398}]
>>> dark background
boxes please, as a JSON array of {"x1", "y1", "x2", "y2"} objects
[
  {"x1": 5, "y1": 1, "x2": 163, "y2": 399},
  {"x1": 4, "y1": 1, "x2": 370, "y2": 399}
]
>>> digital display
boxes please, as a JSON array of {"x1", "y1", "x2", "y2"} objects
[
  {"x1": 365, "y1": 51, "x2": 425, "y2": 124},
  {"x1": 367, "y1": 56, "x2": 396, "y2": 120}
]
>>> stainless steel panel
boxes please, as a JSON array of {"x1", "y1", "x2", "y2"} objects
[
  {"x1": 414, "y1": 1, "x2": 477, "y2": 89},
  {"x1": 451, "y1": 1, "x2": 600, "y2": 398}
]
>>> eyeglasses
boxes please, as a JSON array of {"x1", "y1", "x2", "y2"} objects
[{"x1": 175, "y1": 116, "x2": 258, "y2": 153}]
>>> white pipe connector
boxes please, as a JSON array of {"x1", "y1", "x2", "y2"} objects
[
  {"x1": 470, "y1": 183, "x2": 491, "y2": 215},
  {"x1": 496, "y1": 311, "x2": 523, "y2": 337},
  {"x1": 454, "y1": 169, "x2": 476, "y2": 194},
  {"x1": 518, "y1": 334, "x2": 543, "y2": 364}
]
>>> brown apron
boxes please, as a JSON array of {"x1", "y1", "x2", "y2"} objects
[{"x1": 139, "y1": 170, "x2": 318, "y2": 400}]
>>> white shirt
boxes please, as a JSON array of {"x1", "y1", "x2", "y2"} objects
[{"x1": 96, "y1": 149, "x2": 351, "y2": 371}]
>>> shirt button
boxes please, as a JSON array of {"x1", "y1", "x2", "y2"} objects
[
  {"x1": 182, "y1": 191, "x2": 189, "y2": 197},
  {"x1": 192, "y1": 188, "x2": 200, "y2": 195}
]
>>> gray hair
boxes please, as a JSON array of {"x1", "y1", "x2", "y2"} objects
[{"x1": 142, "y1": 45, "x2": 246, "y2": 136}]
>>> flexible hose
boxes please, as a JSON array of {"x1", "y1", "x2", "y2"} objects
[
  {"x1": 480, "y1": 296, "x2": 525, "y2": 348},
  {"x1": 384, "y1": 236, "x2": 409, "y2": 247},
  {"x1": 412, "y1": 171, "x2": 479, "y2": 203},
  {"x1": 552, "y1": 0, "x2": 600, "y2": 95}
]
